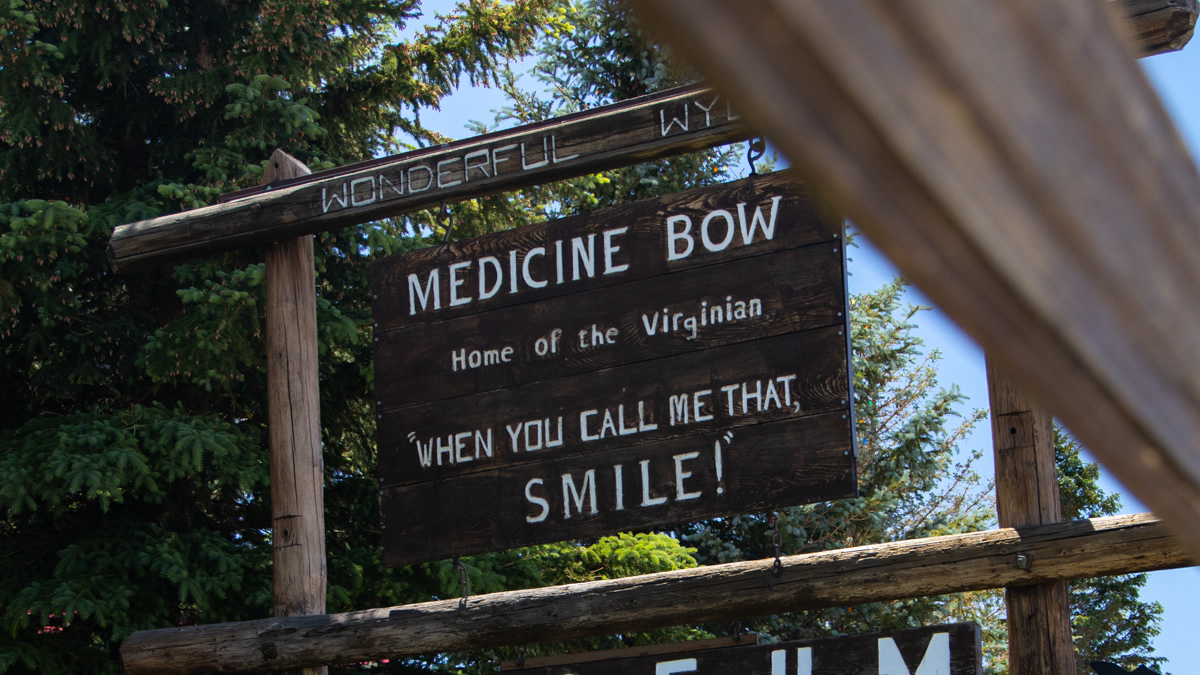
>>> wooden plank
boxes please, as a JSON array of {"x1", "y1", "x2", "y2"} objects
[
  {"x1": 378, "y1": 327, "x2": 851, "y2": 488},
  {"x1": 987, "y1": 363, "x2": 1073, "y2": 675},
  {"x1": 101, "y1": 1, "x2": 1190, "y2": 275},
  {"x1": 1116, "y1": 0, "x2": 1198, "y2": 55},
  {"x1": 106, "y1": 85, "x2": 750, "y2": 272},
  {"x1": 375, "y1": 243, "x2": 845, "y2": 408},
  {"x1": 262, "y1": 150, "x2": 326, "y2": 675},
  {"x1": 371, "y1": 172, "x2": 838, "y2": 332},
  {"x1": 117, "y1": 513, "x2": 1192, "y2": 675},
  {"x1": 381, "y1": 413, "x2": 856, "y2": 567},
  {"x1": 373, "y1": 173, "x2": 852, "y2": 567},
  {"x1": 508, "y1": 624, "x2": 981, "y2": 675},
  {"x1": 623, "y1": 0, "x2": 1200, "y2": 559},
  {"x1": 499, "y1": 634, "x2": 759, "y2": 670}
]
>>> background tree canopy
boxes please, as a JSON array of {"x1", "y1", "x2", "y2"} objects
[{"x1": 0, "y1": 0, "x2": 1165, "y2": 673}]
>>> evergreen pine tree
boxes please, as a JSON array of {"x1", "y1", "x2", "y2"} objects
[{"x1": 0, "y1": 1, "x2": 560, "y2": 672}]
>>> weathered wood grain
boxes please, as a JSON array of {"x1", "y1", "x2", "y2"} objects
[
  {"x1": 371, "y1": 172, "x2": 838, "y2": 332},
  {"x1": 624, "y1": 0, "x2": 1200, "y2": 558},
  {"x1": 118, "y1": 514, "x2": 1192, "y2": 675},
  {"x1": 107, "y1": 85, "x2": 750, "y2": 272},
  {"x1": 380, "y1": 413, "x2": 856, "y2": 567},
  {"x1": 377, "y1": 327, "x2": 850, "y2": 488},
  {"x1": 510, "y1": 623, "x2": 981, "y2": 675},
  {"x1": 988, "y1": 363, "x2": 1073, "y2": 675},
  {"x1": 1116, "y1": 0, "x2": 1198, "y2": 55},
  {"x1": 102, "y1": 1, "x2": 1191, "y2": 275},
  {"x1": 374, "y1": 242, "x2": 845, "y2": 408},
  {"x1": 262, "y1": 150, "x2": 326, "y2": 675}
]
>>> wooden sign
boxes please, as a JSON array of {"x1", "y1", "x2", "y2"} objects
[
  {"x1": 373, "y1": 172, "x2": 856, "y2": 567},
  {"x1": 107, "y1": 84, "x2": 748, "y2": 272},
  {"x1": 507, "y1": 623, "x2": 982, "y2": 675}
]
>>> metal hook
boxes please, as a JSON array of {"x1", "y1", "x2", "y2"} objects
[
  {"x1": 747, "y1": 138, "x2": 766, "y2": 175},
  {"x1": 452, "y1": 556, "x2": 471, "y2": 608},
  {"x1": 769, "y1": 511, "x2": 784, "y2": 577},
  {"x1": 440, "y1": 201, "x2": 456, "y2": 244}
]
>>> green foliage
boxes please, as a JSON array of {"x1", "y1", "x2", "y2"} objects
[
  {"x1": 1057, "y1": 430, "x2": 1166, "y2": 674},
  {"x1": 0, "y1": 1, "x2": 557, "y2": 672}
]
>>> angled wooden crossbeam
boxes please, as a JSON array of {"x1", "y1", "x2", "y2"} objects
[
  {"x1": 625, "y1": 0, "x2": 1200, "y2": 560},
  {"x1": 103, "y1": 0, "x2": 1192, "y2": 274},
  {"x1": 118, "y1": 514, "x2": 1189, "y2": 674}
]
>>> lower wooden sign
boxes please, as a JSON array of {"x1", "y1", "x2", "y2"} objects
[{"x1": 504, "y1": 623, "x2": 982, "y2": 675}]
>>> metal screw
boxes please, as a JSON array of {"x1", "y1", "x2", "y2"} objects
[{"x1": 1013, "y1": 553, "x2": 1031, "y2": 570}]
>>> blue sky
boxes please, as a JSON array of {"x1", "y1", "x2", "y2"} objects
[{"x1": 406, "y1": 4, "x2": 1200, "y2": 669}]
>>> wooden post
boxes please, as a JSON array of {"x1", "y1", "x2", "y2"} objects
[
  {"x1": 988, "y1": 362, "x2": 1074, "y2": 675},
  {"x1": 263, "y1": 149, "x2": 327, "y2": 675}
]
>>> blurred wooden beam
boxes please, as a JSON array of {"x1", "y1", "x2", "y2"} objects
[
  {"x1": 626, "y1": 0, "x2": 1200, "y2": 559},
  {"x1": 119, "y1": 514, "x2": 1188, "y2": 674}
]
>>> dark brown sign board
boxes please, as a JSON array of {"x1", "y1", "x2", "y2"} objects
[
  {"x1": 506, "y1": 623, "x2": 982, "y2": 675},
  {"x1": 373, "y1": 172, "x2": 856, "y2": 567}
]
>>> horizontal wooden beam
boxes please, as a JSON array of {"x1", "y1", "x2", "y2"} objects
[
  {"x1": 104, "y1": 0, "x2": 1192, "y2": 274},
  {"x1": 118, "y1": 514, "x2": 1190, "y2": 674},
  {"x1": 106, "y1": 85, "x2": 748, "y2": 272}
]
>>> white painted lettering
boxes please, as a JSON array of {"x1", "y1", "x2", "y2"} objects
[
  {"x1": 878, "y1": 632, "x2": 949, "y2": 675},
  {"x1": 701, "y1": 208, "x2": 736, "y2": 252},
  {"x1": 669, "y1": 393, "x2": 689, "y2": 426},
  {"x1": 737, "y1": 196, "x2": 783, "y2": 244},
  {"x1": 667, "y1": 215, "x2": 694, "y2": 261},
  {"x1": 656, "y1": 658, "x2": 696, "y2": 675},
  {"x1": 436, "y1": 435, "x2": 454, "y2": 466},
  {"x1": 693, "y1": 389, "x2": 713, "y2": 422},
  {"x1": 322, "y1": 184, "x2": 348, "y2": 213},
  {"x1": 454, "y1": 431, "x2": 472, "y2": 464},
  {"x1": 408, "y1": 164, "x2": 433, "y2": 192},
  {"x1": 694, "y1": 95, "x2": 719, "y2": 127},
  {"x1": 492, "y1": 143, "x2": 516, "y2": 175},
  {"x1": 640, "y1": 459, "x2": 667, "y2": 507},
  {"x1": 562, "y1": 470, "x2": 597, "y2": 518},
  {"x1": 571, "y1": 234, "x2": 596, "y2": 280},
  {"x1": 478, "y1": 256, "x2": 503, "y2": 300},
  {"x1": 638, "y1": 400, "x2": 658, "y2": 431},
  {"x1": 350, "y1": 176, "x2": 377, "y2": 207},
  {"x1": 614, "y1": 464, "x2": 625, "y2": 511},
  {"x1": 522, "y1": 247, "x2": 547, "y2": 288},
  {"x1": 407, "y1": 269, "x2": 441, "y2": 315},
  {"x1": 521, "y1": 138, "x2": 550, "y2": 170},
  {"x1": 580, "y1": 410, "x2": 600, "y2": 441},
  {"x1": 673, "y1": 452, "x2": 701, "y2": 501},
  {"x1": 436, "y1": 157, "x2": 462, "y2": 188},
  {"x1": 602, "y1": 227, "x2": 630, "y2": 274},
  {"x1": 550, "y1": 135, "x2": 578, "y2": 163},
  {"x1": 525, "y1": 478, "x2": 549, "y2": 523},
  {"x1": 463, "y1": 149, "x2": 490, "y2": 179},
  {"x1": 660, "y1": 105, "x2": 689, "y2": 135},
  {"x1": 448, "y1": 261, "x2": 472, "y2": 307}
]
